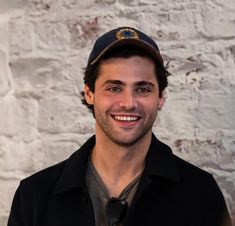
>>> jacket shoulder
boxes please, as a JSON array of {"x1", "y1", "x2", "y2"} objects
[
  {"x1": 173, "y1": 154, "x2": 227, "y2": 203},
  {"x1": 19, "y1": 159, "x2": 67, "y2": 193},
  {"x1": 174, "y1": 155, "x2": 212, "y2": 179}
]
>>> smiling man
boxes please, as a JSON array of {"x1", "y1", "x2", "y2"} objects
[{"x1": 8, "y1": 27, "x2": 231, "y2": 226}]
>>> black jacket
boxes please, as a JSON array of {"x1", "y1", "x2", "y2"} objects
[{"x1": 8, "y1": 134, "x2": 231, "y2": 226}]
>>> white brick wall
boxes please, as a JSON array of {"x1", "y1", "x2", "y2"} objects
[{"x1": 0, "y1": 0, "x2": 235, "y2": 225}]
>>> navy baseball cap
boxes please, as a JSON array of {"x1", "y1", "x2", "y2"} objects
[{"x1": 87, "y1": 27, "x2": 164, "y2": 66}]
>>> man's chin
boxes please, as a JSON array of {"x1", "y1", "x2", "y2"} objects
[{"x1": 108, "y1": 133, "x2": 146, "y2": 147}]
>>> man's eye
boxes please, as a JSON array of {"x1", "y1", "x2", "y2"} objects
[
  {"x1": 136, "y1": 87, "x2": 150, "y2": 93},
  {"x1": 107, "y1": 87, "x2": 121, "y2": 92}
]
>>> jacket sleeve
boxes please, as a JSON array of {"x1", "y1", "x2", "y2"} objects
[
  {"x1": 202, "y1": 175, "x2": 232, "y2": 226},
  {"x1": 7, "y1": 182, "x2": 33, "y2": 226}
]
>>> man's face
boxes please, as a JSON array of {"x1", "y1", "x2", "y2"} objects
[{"x1": 84, "y1": 56, "x2": 164, "y2": 146}]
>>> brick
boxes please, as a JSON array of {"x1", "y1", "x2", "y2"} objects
[
  {"x1": 0, "y1": 215, "x2": 8, "y2": 226},
  {"x1": 0, "y1": 17, "x2": 12, "y2": 96},
  {"x1": 31, "y1": 139, "x2": 80, "y2": 171},
  {"x1": 26, "y1": 0, "x2": 58, "y2": 16},
  {"x1": 9, "y1": 17, "x2": 34, "y2": 56},
  {"x1": 9, "y1": 57, "x2": 79, "y2": 96},
  {"x1": 60, "y1": 0, "x2": 98, "y2": 10},
  {"x1": 200, "y1": 3, "x2": 235, "y2": 38},
  {"x1": 0, "y1": 136, "x2": 36, "y2": 174},
  {"x1": 0, "y1": 49, "x2": 11, "y2": 95},
  {"x1": 0, "y1": 15, "x2": 9, "y2": 52},
  {"x1": 34, "y1": 20, "x2": 71, "y2": 52},
  {"x1": 37, "y1": 96, "x2": 95, "y2": 134},
  {"x1": 0, "y1": 96, "x2": 38, "y2": 142},
  {"x1": 195, "y1": 92, "x2": 235, "y2": 130},
  {"x1": 0, "y1": 179, "x2": 20, "y2": 216},
  {"x1": 172, "y1": 137, "x2": 233, "y2": 167},
  {"x1": 0, "y1": 0, "x2": 28, "y2": 13},
  {"x1": 66, "y1": 16, "x2": 99, "y2": 49}
]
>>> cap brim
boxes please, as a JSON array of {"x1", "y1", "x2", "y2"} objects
[{"x1": 89, "y1": 38, "x2": 164, "y2": 65}]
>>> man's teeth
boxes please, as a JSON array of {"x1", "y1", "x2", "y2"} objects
[{"x1": 114, "y1": 116, "x2": 138, "y2": 122}]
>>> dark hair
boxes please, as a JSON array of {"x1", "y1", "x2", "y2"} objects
[{"x1": 80, "y1": 45, "x2": 170, "y2": 114}]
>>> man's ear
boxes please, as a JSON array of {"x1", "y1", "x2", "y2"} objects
[
  {"x1": 158, "y1": 91, "x2": 165, "y2": 110},
  {"x1": 84, "y1": 85, "x2": 94, "y2": 105}
]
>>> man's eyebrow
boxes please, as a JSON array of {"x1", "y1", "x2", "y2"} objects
[
  {"x1": 103, "y1": 80, "x2": 125, "y2": 85},
  {"x1": 134, "y1": 81, "x2": 155, "y2": 87},
  {"x1": 102, "y1": 80, "x2": 155, "y2": 87}
]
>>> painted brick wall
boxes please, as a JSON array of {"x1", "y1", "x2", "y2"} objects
[{"x1": 0, "y1": 0, "x2": 235, "y2": 225}]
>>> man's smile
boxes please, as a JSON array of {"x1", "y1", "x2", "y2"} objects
[{"x1": 111, "y1": 114, "x2": 141, "y2": 123}]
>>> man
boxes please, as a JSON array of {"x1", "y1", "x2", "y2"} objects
[{"x1": 8, "y1": 27, "x2": 231, "y2": 226}]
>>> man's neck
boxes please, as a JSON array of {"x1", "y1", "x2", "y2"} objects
[{"x1": 91, "y1": 131, "x2": 152, "y2": 197}]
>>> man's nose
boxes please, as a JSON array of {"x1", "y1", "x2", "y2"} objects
[{"x1": 118, "y1": 91, "x2": 137, "y2": 109}]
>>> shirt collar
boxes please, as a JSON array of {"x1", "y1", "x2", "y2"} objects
[{"x1": 54, "y1": 134, "x2": 180, "y2": 194}]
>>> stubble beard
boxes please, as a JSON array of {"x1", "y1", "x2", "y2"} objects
[{"x1": 95, "y1": 108, "x2": 158, "y2": 147}]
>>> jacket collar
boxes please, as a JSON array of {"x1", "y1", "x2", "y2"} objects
[
  {"x1": 54, "y1": 136, "x2": 96, "y2": 194},
  {"x1": 144, "y1": 133, "x2": 180, "y2": 183},
  {"x1": 54, "y1": 134, "x2": 180, "y2": 194}
]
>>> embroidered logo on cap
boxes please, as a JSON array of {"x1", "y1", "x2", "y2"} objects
[{"x1": 116, "y1": 28, "x2": 139, "y2": 40}]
